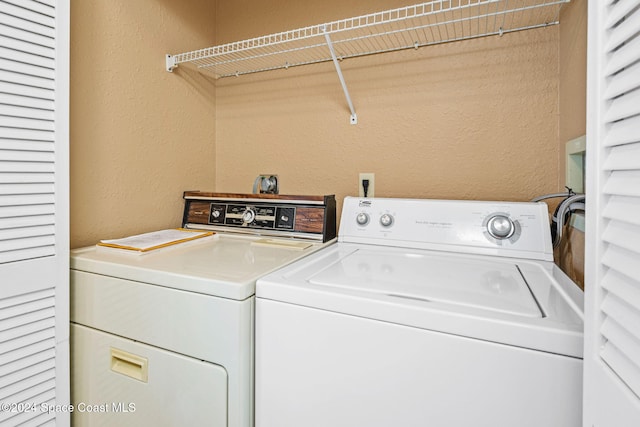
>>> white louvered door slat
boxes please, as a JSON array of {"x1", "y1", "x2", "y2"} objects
[
  {"x1": 604, "y1": 89, "x2": 640, "y2": 123},
  {"x1": 603, "y1": 195, "x2": 640, "y2": 225},
  {"x1": 602, "y1": 271, "x2": 640, "y2": 311},
  {"x1": 0, "y1": 204, "x2": 54, "y2": 218},
  {"x1": 0, "y1": 23, "x2": 55, "y2": 49},
  {"x1": 601, "y1": 245, "x2": 640, "y2": 286},
  {"x1": 585, "y1": 0, "x2": 640, "y2": 425},
  {"x1": 603, "y1": 170, "x2": 640, "y2": 196},
  {"x1": 0, "y1": 127, "x2": 54, "y2": 141},
  {"x1": 604, "y1": 29, "x2": 640, "y2": 75},
  {"x1": 604, "y1": 61, "x2": 640, "y2": 99},
  {"x1": 0, "y1": 93, "x2": 54, "y2": 112},
  {"x1": 0, "y1": 215, "x2": 55, "y2": 230},
  {"x1": 602, "y1": 221, "x2": 640, "y2": 254},
  {"x1": 0, "y1": 7, "x2": 54, "y2": 39},
  {"x1": 603, "y1": 143, "x2": 640, "y2": 170},
  {"x1": 2, "y1": 0, "x2": 54, "y2": 16},
  {"x1": 604, "y1": 115, "x2": 640, "y2": 146},
  {"x1": 0, "y1": 347, "x2": 56, "y2": 379},
  {"x1": 0, "y1": 140, "x2": 53, "y2": 152},
  {"x1": 599, "y1": 316, "x2": 640, "y2": 395},
  {"x1": 0, "y1": 81, "x2": 55, "y2": 101},
  {"x1": 605, "y1": 2, "x2": 640, "y2": 51},
  {"x1": 0, "y1": 183, "x2": 56, "y2": 195},
  {"x1": 0, "y1": 116, "x2": 55, "y2": 131},
  {"x1": 0, "y1": 1, "x2": 55, "y2": 27},
  {"x1": 34, "y1": 0, "x2": 55, "y2": 9},
  {"x1": 0, "y1": 151, "x2": 55, "y2": 166},
  {"x1": 604, "y1": 0, "x2": 640, "y2": 28},
  {"x1": 0, "y1": 69, "x2": 56, "y2": 90},
  {"x1": 0, "y1": 57, "x2": 56, "y2": 79},
  {"x1": 0, "y1": 194, "x2": 56, "y2": 207},
  {"x1": 0, "y1": 105, "x2": 55, "y2": 122},
  {"x1": 0, "y1": 0, "x2": 69, "y2": 425},
  {"x1": 0, "y1": 34, "x2": 54, "y2": 59}
]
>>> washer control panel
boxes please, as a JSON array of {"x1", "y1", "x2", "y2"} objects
[
  {"x1": 356, "y1": 212, "x2": 370, "y2": 226},
  {"x1": 342, "y1": 197, "x2": 552, "y2": 261},
  {"x1": 483, "y1": 213, "x2": 521, "y2": 243},
  {"x1": 379, "y1": 213, "x2": 394, "y2": 227}
]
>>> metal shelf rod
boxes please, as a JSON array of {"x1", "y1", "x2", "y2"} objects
[{"x1": 323, "y1": 28, "x2": 357, "y2": 125}]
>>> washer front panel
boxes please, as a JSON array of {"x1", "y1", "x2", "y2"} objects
[
  {"x1": 256, "y1": 243, "x2": 584, "y2": 358},
  {"x1": 255, "y1": 299, "x2": 583, "y2": 427}
]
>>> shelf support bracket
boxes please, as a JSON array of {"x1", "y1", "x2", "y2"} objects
[
  {"x1": 166, "y1": 54, "x2": 177, "y2": 72},
  {"x1": 322, "y1": 28, "x2": 357, "y2": 125}
]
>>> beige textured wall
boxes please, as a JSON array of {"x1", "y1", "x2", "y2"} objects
[
  {"x1": 559, "y1": 0, "x2": 588, "y2": 189},
  {"x1": 70, "y1": 0, "x2": 216, "y2": 248},
  {"x1": 214, "y1": 0, "x2": 562, "y2": 220},
  {"x1": 557, "y1": 0, "x2": 587, "y2": 287},
  {"x1": 70, "y1": 1, "x2": 583, "y2": 248}
]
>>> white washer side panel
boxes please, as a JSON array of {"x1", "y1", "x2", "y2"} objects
[
  {"x1": 71, "y1": 324, "x2": 227, "y2": 426},
  {"x1": 256, "y1": 299, "x2": 583, "y2": 427}
]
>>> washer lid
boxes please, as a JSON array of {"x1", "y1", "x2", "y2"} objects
[{"x1": 307, "y1": 249, "x2": 542, "y2": 318}]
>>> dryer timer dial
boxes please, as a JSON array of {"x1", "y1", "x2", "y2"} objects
[{"x1": 242, "y1": 208, "x2": 256, "y2": 224}]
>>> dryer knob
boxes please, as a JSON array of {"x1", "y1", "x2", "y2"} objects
[
  {"x1": 242, "y1": 208, "x2": 256, "y2": 224},
  {"x1": 487, "y1": 215, "x2": 515, "y2": 239},
  {"x1": 380, "y1": 213, "x2": 394, "y2": 227},
  {"x1": 356, "y1": 212, "x2": 370, "y2": 226}
]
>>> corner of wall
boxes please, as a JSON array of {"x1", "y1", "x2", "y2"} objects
[
  {"x1": 558, "y1": 0, "x2": 588, "y2": 190},
  {"x1": 556, "y1": 0, "x2": 588, "y2": 289}
]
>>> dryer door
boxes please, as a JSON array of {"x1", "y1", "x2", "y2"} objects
[{"x1": 71, "y1": 324, "x2": 228, "y2": 427}]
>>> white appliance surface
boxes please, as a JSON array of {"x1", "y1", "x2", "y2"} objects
[
  {"x1": 71, "y1": 324, "x2": 228, "y2": 426},
  {"x1": 255, "y1": 197, "x2": 585, "y2": 427},
  {"x1": 71, "y1": 232, "x2": 331, "y2": 427},
  {"x1": 71, "y1": 233, "x2": 328, "y2": 300}
]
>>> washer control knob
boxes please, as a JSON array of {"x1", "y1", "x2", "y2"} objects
[
  {"x1": 242, "y1": 208, "x2": 256, "y2": 224},
  {"x1": 212, "y1": 210, "x2": 221, "y2": 218},
  {"x1": 380, "y1": 213, "x2": 394, "y2": 227},
  {"x1": 487, "y1": 215, "x2": 515, "y2": 239},
  {"x1": 356, "y1": 212, "x2": 370, "y2": 226}
]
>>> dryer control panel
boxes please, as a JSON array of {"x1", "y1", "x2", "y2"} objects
[
  {"x1": 340, "y1": 197, "x2": 553, "y2": 261},
  {"x1": 182, "y1": 192, "x2": 337, "y2": 242}
]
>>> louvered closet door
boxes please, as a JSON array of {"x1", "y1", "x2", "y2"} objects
[
  {"x1": 0, "y1": 0, "x2": 69, "y2": 425},
  {"x1": 584, "y1": 0, "x2": 640, "y2": 425}
]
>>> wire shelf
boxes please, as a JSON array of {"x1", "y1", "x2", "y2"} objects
[{"x1": 166, "y1": 0, "x2": 569, "y2": 78}]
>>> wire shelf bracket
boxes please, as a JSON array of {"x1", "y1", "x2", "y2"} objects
[
  {"x1": 165, "y1": 0, "x2": 570, "y2": 124},
  {"x1": 323, "y1": 26, "x2": 357, "y2": 125},
  {"x1": 166, "y1": 54, "x2": 177, "y2": 73}
]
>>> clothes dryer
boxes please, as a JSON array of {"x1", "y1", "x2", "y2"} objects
[{"x1": 71, "y1": 192, "x2": 336, "y2": 427}]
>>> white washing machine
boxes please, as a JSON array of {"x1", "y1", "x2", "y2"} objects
[
  {"x1": 255, "y1": 197, "x2": 584, "y2": 427},
  {"x1": 70, "y1": 192, "x2": 336, "y2": 427}
]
